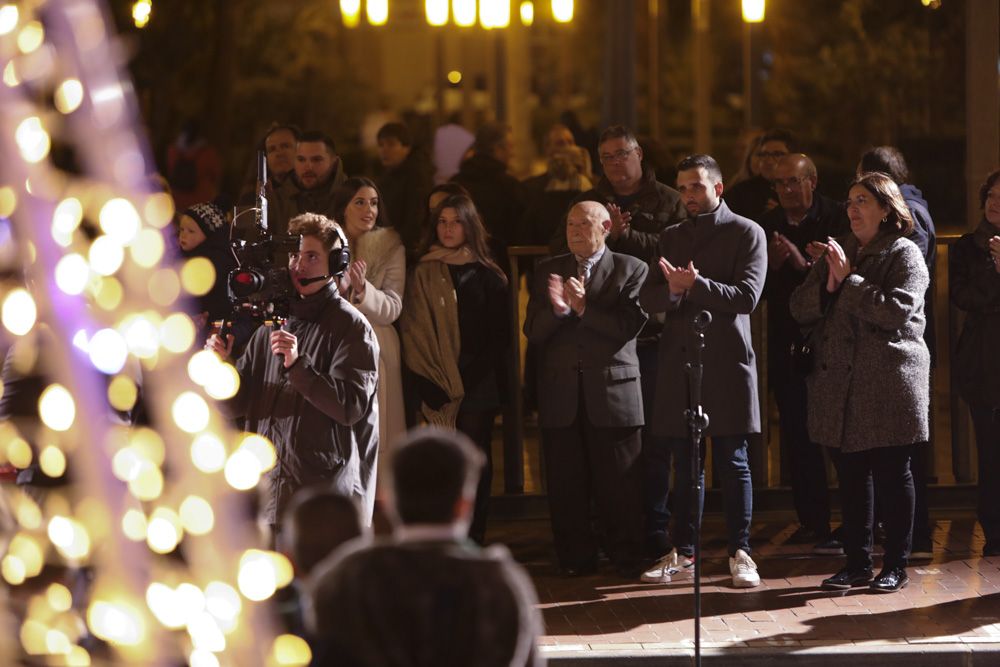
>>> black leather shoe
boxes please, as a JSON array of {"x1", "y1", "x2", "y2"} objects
[
  {"x1": 821, "y1": 567, "x2": 873, "y2": 590},
  {"x1": 869, "y1": 567, "x2": 909, "y2": 593}
]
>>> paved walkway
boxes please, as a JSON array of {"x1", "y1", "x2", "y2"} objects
[{"x1": 492, "y1": 512, "x2": 1000, "y2": 665}]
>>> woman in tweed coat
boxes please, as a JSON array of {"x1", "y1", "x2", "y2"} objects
[{"x1": 790, "y1": 172, "x2": 929, "y2": 594}]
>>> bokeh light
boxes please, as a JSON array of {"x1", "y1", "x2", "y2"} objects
[
  {"x1": 271, "y1": 634, "x2": 312, "y2": 666},
  {"x1": 55, "y1": 254, "x2": 90, "y2": 295},
  {"x1": 2, "y1": 288, "x2": 37, "y2": 336},
  {"x1": 181, "y1": 257, "x2": 216, "y2": 296},
  {"x1": 172, "y1": 391, "x2": 210, "y2": 433},
  {"x1": 15, "y1": 115, "x2": 50, "y2": 162},
  {"x1": 179, "y1": 495, "x2": 214, "y2": 535},
  {"x1": 86, "y1": 600, "x2": 144, "y2": 646},
  {"x1": 190, "y1": 433, "x2": 226, "y2": 473},
  {"x1": 88, "y1": 327, "x2": 128, "y2": 373},
  {"x1": 38, "y1": 384, "x2": 75, "y2": 431},
  {"x1": 88, "y1": 235, "x2": 125, "y2": 276},
  {"x1": 54, "y1": 78, "x2": 84, "y2": 113},
  {"x1": 99, "y1": 198, "x2": 141, "y2": 245},
  {"x1": 224, "y1": 449, "x2": 261, "y2": 491},
  {"x1": 160, "y1": 312, "x2": 194, "y2": 353}
]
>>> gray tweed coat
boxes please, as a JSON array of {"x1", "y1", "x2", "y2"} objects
[{"x1": 789, "y1": 232, "x2": 930, "y2": 453}]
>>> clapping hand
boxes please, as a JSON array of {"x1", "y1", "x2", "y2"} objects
[
  {"x1": 658, "y1": 258, "x2": 699, "y2": 296},
  {"x1": 346, "y1": 259, "x2": 367, "y2": 300},
  {"x1": 989, "y1": 236, "x2": 1000, "y2": 273},
  {"x1": 548, "y1": 274, "x2": 570, "y2": 315},
  {"x1": 564, "y1": 276, "x2": 586, "y2": 315},
  {"x1": 814, "y1": 238, "x2": 851, "y2": 292}
]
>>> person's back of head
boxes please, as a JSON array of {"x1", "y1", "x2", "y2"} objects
[
  {"x1": 857, "y1": 146, "x2": 909, "y2": 185},
  {"x1": 390, "y1": 427, "x2": 485, "y2": 528},
  {"x1": 283, "y1": 488, "x2": 364, "y2": 578},
  {"x1": 472, "y1": 122, "x2": 513, "y2": 164}
]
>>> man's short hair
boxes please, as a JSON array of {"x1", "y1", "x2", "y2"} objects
[
  {"x1": 390, "y1": 428, "x2": 485, "y2": 525},
  {"x1": 472, "y1": 122, "x2": 511, "y2": 156},
  {"x1": 264, "y1": 122, "x2": 302, "y2": 144},
  {"x1": 858, "y1": 146, "x2": 909, "y2": 184},
  {"x1": 677, "y1": 154, "x2": 723, "y2": 184},
  {"x1": 284, "y1": 488, "x2": 363, "y2": 576},
  {"x1": 759, "y1": 128, "x2": 798, "y2": 152},
  {"x1": 298, "y1": 130, "x2": 337, "y2": 155},
  {"x1": 288, "y1": 213, "x2": 345, "y2": 253},
  {"x1": 376, "y1": 122, "x2": 412, "y2": 147},
  {"x1": 598, "y1": 124, "x2": 639, "y2": 148}
]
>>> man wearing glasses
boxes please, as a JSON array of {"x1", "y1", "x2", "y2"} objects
[
  {"x1": 759, "y1": 154, "x2": 849, "y2": 555},
  {"x1": 724, "y1": 128, "x2": 797, "y2": 222}
]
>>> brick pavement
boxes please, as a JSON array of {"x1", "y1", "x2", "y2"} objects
[{"x1": 491, "y1": 511, "x2": 1000, "y2": 665}]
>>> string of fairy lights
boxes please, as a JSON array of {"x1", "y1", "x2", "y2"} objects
[{"x1": 0, "y1": 2, "x2": 308, "y2": 665}]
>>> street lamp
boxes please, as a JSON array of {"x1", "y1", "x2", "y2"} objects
[
  {"x1": 520, "y1": 1, "x2": 534, "y2": 27},
  {"x1": 552, "y1": 0, "x2": 573, "y2": 23},
  {"x1": 741, "y1": 0, "x2": 765, "y2": 23},
  {"x1": 741, "y1": 0, "x2": 764, "y2": 128}
]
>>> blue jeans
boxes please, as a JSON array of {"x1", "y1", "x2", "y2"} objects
[{"x1": 667, "y1": 434, "x2": 753, "y2": 557}]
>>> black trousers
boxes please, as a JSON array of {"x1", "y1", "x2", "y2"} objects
[
  {"x1": 774, "y1": 370, "x2": 831, "y2": 535},
  {"x1": 541, "y1": 393, "x2": 643, "y2": 571},
  {"x1": 969, "y1": 404, "x2": 1000, "y2": 551},
  {"x1": 829, "y1": 445, "x2": 914, "y2": 571},
  {"x1": 456, "y1": 407, "x2": 498, "y2": 545}
]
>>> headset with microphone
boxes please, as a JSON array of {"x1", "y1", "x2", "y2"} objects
[{"x1": 298, "y1": 224, "x2": 351, "y2": 285}]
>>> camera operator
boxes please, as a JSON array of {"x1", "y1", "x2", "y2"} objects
[{"x1": 207, "y1": 213, "x2": 380, "y2": 534}]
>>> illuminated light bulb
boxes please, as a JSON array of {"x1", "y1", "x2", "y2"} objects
[
  {"x1": 127, "y1": 461, "x2": 164, "y2": 501},
  {"x1": 47, "y1": 516, "x2": 90, "y2": 560},
  {"x1": 160, "y1": 312, "x2": 194, "y2": 352},
  {"x1": 0, "y1": 5, "x2": 18, "y2": 35},
  {"x1": 86, "y1": 601, "x2": 144, "y2": 646},
  {"x1": 38, "y1": 384, "x2": 75, "y2": 432},
  {"x1": 7, "y1": 436, "x2": 33, "y2": 468},
  {"x1": 341, "y1": 0, "x2": 361, "y2": 27},
  {"x1": 187, "y1": 611, "x2": 225, "y2": 652},
  {"x1": 447, "y1": 70, "x2": 462, "y2": 84},
  {"x1": 367, "y1": 0, "x2": 388, "y2": 26},
  {"x1": 552, "y1": 0, "x2": 573, "y2": 23},
  {"x1": 224, "y1": 449, "x2": 262, "y2": 491},
  {"x1": 38, "y1": 445, "x2": 66, "y2": 478},
  {"x1": 190, "y1": 433, "x2": 226, "y2": 473},
  {"x1": 17, "y1": 20, "x2": 43, "y2": 53},
  {"x1": 172, "y1": 392, "x2": 210, "y2": 433},
  {"x1": 204, "y1": 581, "x2": 241, "y2": 626},
  {"x1": 88, "y1": 235, "x2": 125, "y2": 276},
  {"x1": 66, "y1": 645, "x2": 90, "y2": 666},
  {"x1": 181, "y1": 257, "x2": 216, "y2": 296},
  {"x1": 53, "y1": 197, "x2": 83, "y2": 234},
  {"x1": 453, "y1": 0, "x2": 475, "y2": 26},
  {"x1": 20, "y1": 618, "x2": 47, "y2": 655},
  {"x1": 54, "y1": 78, "x2": 84, "y2": 114},
  {"x1": 130, "y1": 228, "x2": 165, "y2": 268},
  {"x1": 480, "y1": 0, "x2": 510, "y2": 29},
  {"x1": 46, "y1": 583, "x2": 73, "y2": 612},
  {"x1": 121, "y1": 508, "x2": 147, "y2": 541},
  {"x1": 238, "y1": 433, "x2": 277, "y2": 472},
  {"x1": 237, "y1": 550, "x2": 278, "y2": 601},
  {"x1": 520, "y1": 1, "x2": 534, "y2": 26},
  {"x1": 0, "y1": 186, "x2": 16, "y2": 217},
  {"x1": 426, "y1": 0, "x2": 448, "y2": 26},
  {"x1": 129, "y1": 427, "x2": 165, "y2": 465},
  {"x1": 149, "y1": 269, "x2": 180, "y2": 306},
  {"x1": 111, "y1": 447, "x2": 143, "y2": 482},
  {"x1": 99, "y1": 198, "x2": 141, "y2": 245},
  {"x1": 741, "y1": 0, "x2": 765, "y2": 23},
  {"x1": 204, "y1": 362, "x2": 240, "y2": 400},
  {"x1": 187, "y1": 349, "x2": 220, "y2": 386},
  {"x1": 3, "y1": 60, "x2": 17, "y2": 87},
  {"x1": 190, "y1": 649, "x2": 220, "y2": 667},
  {"x1": 15, "y1": 115, "x2": 49, "y2": 162},
  {"x1": 146, "y1": 507, "x2": 181, "y2": 553},
  {"x1": 94, "y1": 276, "x2": 124, "y2": 311},
  {"x1": 122, "y1": 316, "x2": 159, "y2": 358},
  {"x1": 45, "y1": 628, "x2": 72, "y2": 655},
  {"x1": 2, "y1": 288, "x2": 37, "y2": 336},
  {"x1": 2, "y1": 554, "x2": 26, "y2": 584},
  {"x1": 55, "y1": 254, "x2": 90, "y2": 295},
  {"x1": 132, "y1": 0, "x2": 152, "y2": 28},
  {"x1": 14, "y1": 496, "x2": 42, "y2": 529},
  {"x1": 179, "y1": 495, "x2": 214, "y2": 535},
  {"x1": 88, "y1": 327, "x2": 128, "y2": 374},
  {"x1": 146, "y1": 582, "x2": 185, "y2": 629},
  {"x1": 144, "y1": 192, "x2": 175, "y2": 228},
  {"x1": 107, "y1": 374, "x2": 138, "y2": 412},
  {"x1": 272, "y1": 634, "x2": 312, "y2": 666},
  {"x1": 8, "y1": 533, "x2": 44, "y2": 577}
]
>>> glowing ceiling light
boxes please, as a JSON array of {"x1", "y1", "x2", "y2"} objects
[
  {"x1": 552, "y1": 0, "x2": 573, "y2": 23},
  {"x1": 453, "y1": 0, "x2": 475, "y2": 27},
  {"x1": 367, "y1": 0, "x2": 388, "y2": 26},
  {"x1": 426, "y1": 0, "x2": 448, "y2": 26},
  {"x1": 480, "y1": 0, "x2": 510, "y2": 28},
  {"x1": 742, "y1": 0, "x2": 765, "y2": 22},
  {"x1": 520, "y1": 1, "x2": 534, "y2": 26},
  {"x1": 340, "y1": 0, "x2": 361, "y2": 28}
]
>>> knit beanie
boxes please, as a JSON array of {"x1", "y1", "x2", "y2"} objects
[{"x1": 184, "y1": 202, "x2": 228, "y2": 238}]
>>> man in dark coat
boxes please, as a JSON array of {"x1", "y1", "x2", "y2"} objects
[
  {"x1": 759, "y1": 154, "x2": 849, "y2": 552},
  {"x1": 307, "y1": 427, "x2": 543, "y2": 667},
  {"x1": 550, "y1": 125, "x2": 687, "y2": 559},
  {"x1": 639, "y1": 154, "x2": 767, "y2": 588},
  {"x1": 268, "y1": 131, "x2": 349, "y2": 239},
  {"x1": 208, "y1": 213, "x2": 379, "y2": 533},
  {"x1": 524, "y1": 201, "x2": 649, "y2": 577},
  {"x1": 723, "y1": 128, "x2": 796, "y2": 223},
  {"x1": 375, "y1": 122, "x2": 433, "y2": 260}
]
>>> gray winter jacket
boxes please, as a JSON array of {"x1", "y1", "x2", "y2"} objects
[{"x1": 790, "y1": 232, "x2": 929, "y2": 452}]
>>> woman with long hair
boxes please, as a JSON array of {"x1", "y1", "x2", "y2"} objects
[
  {"x1": 332, "y1": 177, "x2": 407, "y2": 488},
  {"x1": 400, "y1": 194, "x2": 509, "y2": 543},
  {"x1": 791, "y1": 171, "x2": 930, "y2": 593}
]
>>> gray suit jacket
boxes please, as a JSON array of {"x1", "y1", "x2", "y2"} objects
[
  {"x1": 639, "y1": 201, "x2": 767, "y2": 438},
  {"x1": 524, "y1": 249, "x2": 648, "y2": 429}
]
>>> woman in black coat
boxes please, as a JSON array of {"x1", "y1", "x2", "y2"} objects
[{"x1": 950, "y1": 168, "x2": 1000, "y2": 557}]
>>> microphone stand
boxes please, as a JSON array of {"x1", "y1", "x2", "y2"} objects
[{"x1": 685, "y1": 311, "x2": 711, "y2": 667}]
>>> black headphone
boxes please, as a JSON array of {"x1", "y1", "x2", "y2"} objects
[{"x1": 328, "y1": 224, "x2": 350, "y2": 277}]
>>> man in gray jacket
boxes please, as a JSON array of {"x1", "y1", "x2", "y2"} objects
[
  {"x1": 638, "y1": 154, "x2": 767, "y2": 588},
  {"x1": 208, "y1": 213, "x2": 380, "y2": 535}
]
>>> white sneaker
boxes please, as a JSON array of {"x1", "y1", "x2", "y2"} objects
[
  {"x1": 640, "y1": 548, "x2": 694, "y2": 583},
  {"x1": 729, "y1": 549, "x2": 761, "y2": 588}
]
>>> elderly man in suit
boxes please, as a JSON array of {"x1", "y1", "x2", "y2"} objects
[
  {"x1": 524, "y1": 200, "x2": 649, "y2": 577},
  {"x1": 639, "y1": 154, "x2": 767, "y2": 588}
]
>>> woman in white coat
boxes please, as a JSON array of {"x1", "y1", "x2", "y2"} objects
[{"x1": 333, "y1": 177, "x2": 407, "y2": 491}]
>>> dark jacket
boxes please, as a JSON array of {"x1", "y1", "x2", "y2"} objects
[
  {"x1": 950, "y1": 220, "x2": 1000, "y2": 408},
  {"x1": 639, "y1": 201, "x2": 768, "y2": 438},
  {"x1": 268, "y1": 161, "x2": 349, "y2": 238},
  {"x1": 223, "y1": 282, "x2": 380, "y2": 525},
  {"x1": 790, "y1": 233, "x2": 930, "y2": 452},
  {"x1": 377, "y1": 150, "x2": 434, "y2": 259},
  {"x1": 723, "y1": 174, "x2": 778, "y2": 223},
  {"x1": 759, "y1": 193, "x2": 849, "y2": 384},
  {"x1": 524, "y1": 249, "x2": 648, "y2": 429},
  {"x1": 452, "y1": 154, "x2": 526, "y2": 245},
  {"x1": 900, "y1": 184, "x2": 937, "y2": 364}
]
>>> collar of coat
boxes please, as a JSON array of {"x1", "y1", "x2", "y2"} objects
[
  {"x1": 841, "y1": 230, "x2": 904, "y2": 263},
  {"x1": 594, "y1": 164, "x2": 661, "y2": 204},
  {"x1": 289, "y1": 281, "x2": 339, "y2": 321}
]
